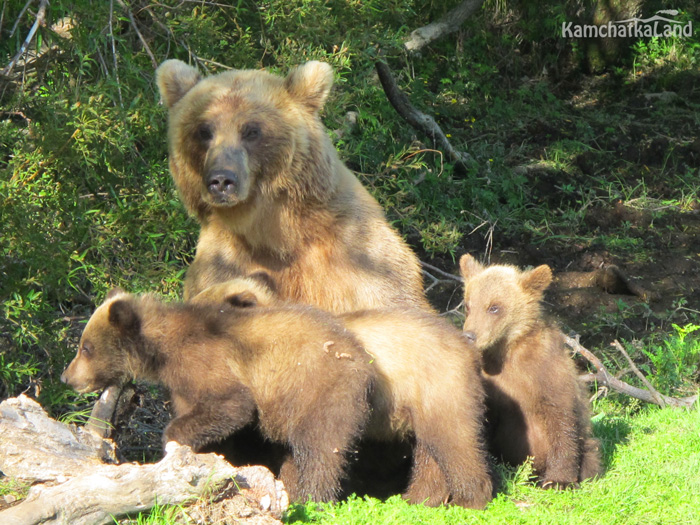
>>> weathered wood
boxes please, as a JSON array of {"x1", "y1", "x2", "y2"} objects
[
  {"x1": 0, "y1": 395, "x2": 288, "y2": 525},
  {"x1": 85, "y1": 384, "x2": 122, "y2": 438},
  {"x1": 404, "y1": 0, "x2": 485, "y2": 53},
  {"x1": 0, "y1": 394, "x2": 119, "y2": 482}
]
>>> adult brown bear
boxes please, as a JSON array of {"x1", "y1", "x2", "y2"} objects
[
  {"x1": 155, "y1": 59, "x2": 429, "y2": 312},
  {"x1": 155, "y1": 59, "x2": 431, "y2": 498}
]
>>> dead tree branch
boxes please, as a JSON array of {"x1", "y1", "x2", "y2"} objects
[
  {"x1": 0, "y1": 395, "x2": 287, "y2": 525},
  {"x1": 2, "y1": 0, "x2": 48, "y2": 77},
  {"x1": 565, "y1": 335, "x2": 697, "y2": 408},
  {"x1": 404, "y1": 0, "x2": 485, "y2": 53},
  {"x1": 375, "y1": 61, "x2": 472, "y2": 172},
  {"x1": 612, "y1": 339, "x2": 666, "y2": 407}
]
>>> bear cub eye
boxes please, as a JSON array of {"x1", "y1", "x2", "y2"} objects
[
  {"x1": 194, "y1": 123, "x2": 213, "y2": 143},
  {"x1": 80, "y1": 342, "x2": 93, "y2": 358},
  {"x1": 487, "y1": 304, "x2": 501, "y2": 315},
  {"x1": 241, "y1": 123, "x2": 262, "y2": 142}
]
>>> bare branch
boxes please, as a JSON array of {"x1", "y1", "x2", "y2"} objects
[
  {"x1": 116, "y1": 0, "x2": 158, "y2": 69},
  {"x1": 2, "y1": 0, "x2": 48, "y2": 77},
  {"x1": 565, "y1": 335, "x2": 697, "y2": 408},
  {"x1": 404, "y1": 0, "x2": 485, "y2": 53},
  {"x1": 421, "y1": 261, "x2": 464, "y2": 283},
  {"x1": 8, "y1": 0, "x2": 34, "y2": 39},
  {"x1": 108, "y1": 0, "x2": 124, "y2": 107},
  {"x1": 612, "y1": 339, "x2": 666, "y2": 407},
  {"x1": 375, "y1": 61, "x2": 472, "y2": 172}
]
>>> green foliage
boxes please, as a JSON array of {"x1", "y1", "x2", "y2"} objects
[{"x1": 639, "y1": 323, "x2": 700, "y2": 394}]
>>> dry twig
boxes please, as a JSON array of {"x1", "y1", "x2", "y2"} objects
[{"x1": 611, "y1": 339, "x2": 666, "y2": 407}]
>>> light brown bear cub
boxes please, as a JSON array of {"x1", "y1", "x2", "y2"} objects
[
  {"x1": 192, "y1": 277, "x2": 494, "y2": 509},
  {"x1": 459, "y1": 254, "x2": 601, "y2": 488},
  {"x1": 156, "y1": 59, "x2": 429, "y2": 313},
  {"x1": 61, "y1": 289, "x2": 373, "y2": 503}
]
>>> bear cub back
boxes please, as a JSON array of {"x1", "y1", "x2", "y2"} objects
[
  {"x1": 192, "y1": 276, "x2": 494, "y2": 509},
  {"x1": 459, "y1": 254, "x2": 602, "y2": 488}
]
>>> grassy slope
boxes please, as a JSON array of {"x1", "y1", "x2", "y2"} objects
[{"x1": 287, "y1": 407, "x2": 700, "y2": 525}]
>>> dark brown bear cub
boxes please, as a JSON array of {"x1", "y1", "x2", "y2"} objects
[
  {"x1": 61, "y1": 289, "x2": 373, "y2": 503},
  {"x1": 459, "y1": 254, "x2": 601, "y2": 488}
]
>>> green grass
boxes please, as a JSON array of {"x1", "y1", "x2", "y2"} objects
[{"x1": 283, "y1": 406, "x2": 700, "y2": 525}]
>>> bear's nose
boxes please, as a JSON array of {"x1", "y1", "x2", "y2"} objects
[
  {"x1": 207, "y1": 170, "x2": 238, "y2": 197},
  {"x1": 463, "y1": 331, "x2": 477, "y2": 344}
]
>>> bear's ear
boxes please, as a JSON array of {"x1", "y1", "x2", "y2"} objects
[
  {"x1": 224, "y1": 291, "x2": 259, "y2": 308},
  {"x1": 521, "y1": 265, "x2": 553, "y2": 293},
  {"x1": 156, "y1": 59, "x2": 201, "y2": 108},
  {"x1": 105, "y1": 287, "x2": 126, "y2": 301},
  {"x1": 284, "y1": 61, "x2": 334, "y2": 113},
  {"x1": 108, "y1": 299, "x2": 141, "y2": 334},
  {"x1": 248, "y1": 271, "x2": 276, "y2": 293},
  {"x1": 459, "y1": 254, "x2": 485, "y2": 281}
]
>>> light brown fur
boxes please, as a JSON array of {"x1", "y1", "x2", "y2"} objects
[
  {"x1": 193, "y1": 277, "x2": 494, "y2": 509},
  {"x1": 61, "y1": 289, "x2": 374, "y2": 503},
  {"x1": 459, "y1": 254, "x2": 602, "y2": 488},
  {"x1": 155, "y1": 60, "x2": 429, "y2": 312}
]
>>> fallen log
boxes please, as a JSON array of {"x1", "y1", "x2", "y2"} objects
[{"x1": 0, "y1": 395, "x2": 288, "y2": 525}]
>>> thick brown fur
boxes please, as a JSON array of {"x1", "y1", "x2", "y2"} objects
[
  {"x1": 61, "y1": 291, "x2": 374, "y2": 503},
  {"x1": 155, "y1": 60, "x2": 429, "y2": 312},
  {"x1": 193, "y1": 278, "x2": 494, "y2": 509},
  {"x1": 459, "y1": 254, "x2": 602, "y2": 488}
]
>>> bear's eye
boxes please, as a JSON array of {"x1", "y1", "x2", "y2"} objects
[
  {"x1": 241, "y1": 123, "x2": 262, "y2": 142},
  {"x1": 81, "y1": 342, "x2": 93, "y2": 358},
  {"x1": 194, "y1": 123, "x2": 213, "y2": 143},
  {"x1": 487, "y1": 304, "x2": 501, "y2": 315}
]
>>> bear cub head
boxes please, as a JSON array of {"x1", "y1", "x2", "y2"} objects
[
  {"x1": 61, "y1": 288, "x2": 147, "y2": 393},
  {"x1": 459, "y1": 254, "x2": 553, "y2": 352},
  {"x1": 156, "y1": 59, "x2": 335, "y2": 216}
]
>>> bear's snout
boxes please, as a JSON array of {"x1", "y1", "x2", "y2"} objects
[
  {"x1": 203, "y1": 145, "x2": 250, "y2": 205},
  {"x1": 207, "y1": 170, "x2": 238, "y2": 200}
]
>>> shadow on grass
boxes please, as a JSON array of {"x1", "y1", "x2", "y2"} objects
[{"x1": 593, "y1": 416, "x2": 633, "y2": 470}]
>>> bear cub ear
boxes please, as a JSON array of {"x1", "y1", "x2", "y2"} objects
[
  {"x1": 108, "y1": 299, "x2": 141, "y2": 334},
  {"x1": 224, "y1": 291, "x2": 259, "y2": 308},
  {"x1": 284, "y1": 61, "x2": 334, "y2": 113},
  {"x1": 105, "y1": 287, "x2": 126, "y2": 301},
  {"x1": 459, "y1": 254, "x2": 485, "y2": 281},
  {"x1": 156, "y1": 59, "x2": 202, "y2": 108},
  {"x1": 521, "y1": 265, "x2": 553, "y2": 293}
]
